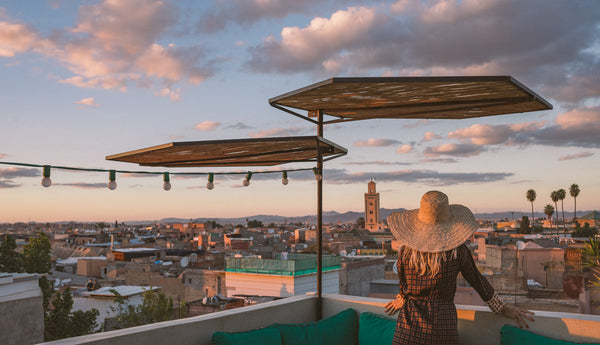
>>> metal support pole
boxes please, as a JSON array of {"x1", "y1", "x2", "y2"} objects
[{"x1": 317, "y1": 111, "x2": 323, "y2": 320}]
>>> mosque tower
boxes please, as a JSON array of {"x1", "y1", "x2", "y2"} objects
[{"x1": 364, "y1": 180, "x2": 381, "y2": 232}]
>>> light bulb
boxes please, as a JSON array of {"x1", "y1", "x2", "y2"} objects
[
  {"x1": 207, "y1": 181, "x2": 214, "y2": 190},
  {"x1": 243, "y1": 179, "x2": 250, "y2": 187},
  {"x1": 163, "y1": 181, "x2": 172, "y2": 191},
  {"x1": 315, "y1": 174, "x2": 322, "y2": 181},
  {"x1": 282, "y1": 178, "x2": 289, "y2": 185},
  {"x1": 108, "y1": 181, "x2": 117, "y2": 190},
  {"x1": 41, "y1": 177, "x2": 52, "y2": 188}
]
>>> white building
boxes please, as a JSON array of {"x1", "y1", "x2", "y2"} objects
[
  {"x1": 224, "y1": 254, "x2": 341, "y2": 298},
  {"x1": 72, "y1": 285, "x2": 159, "y2": 329}
]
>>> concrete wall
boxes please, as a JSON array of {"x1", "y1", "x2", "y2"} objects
[
  {"x1": 0, "y1": 295, "x2": 44, "y2": 345},
  {"x1": 339, "y1": 258, "x2": 385, "y2": 297},
  {"x1": 43, "y1": 294, "x2": 600, "y2": 345},
  {"x1": 125, "y1": 270, "x2": 185, "y2": 300},
  {"x1": 77, "y1": 258, "x2": 107, "y2": 278},
  {"x1": 520, "y1": 248, "x2": 564, "y2": 289},
  {"x1": 486, "y1": 245, "x2": 517, "y2": 270},
  {"x1": 0, "y1": 274, "x2": 44, "y2": 345}
]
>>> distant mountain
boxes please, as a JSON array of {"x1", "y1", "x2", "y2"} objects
[{"x1": 121, "y1": 209, "x2": 596, "y2": 226}]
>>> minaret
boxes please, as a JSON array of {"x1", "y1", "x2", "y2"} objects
[{"x1": 364, "y1": 180, "x2": 380, "y2": 232}]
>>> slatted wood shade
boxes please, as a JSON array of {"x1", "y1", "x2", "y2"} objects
[
  {"x1": 106, "y1": 136, "x2": 347, "y2": 167},
  {"x1": 269, "y1": 76, "x2": 552, "y2": 124}
]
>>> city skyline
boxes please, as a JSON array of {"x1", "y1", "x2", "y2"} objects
[{"x1": 1, "y1": 1, "x2": 599, "y2": 222}]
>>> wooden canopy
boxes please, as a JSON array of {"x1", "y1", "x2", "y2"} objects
[
  {"x1": 269, "y1": 76, "x2": 552, "y2": 124},
  {"x1": 106, "y1": 136, "x2": 347, "y2": 167}
]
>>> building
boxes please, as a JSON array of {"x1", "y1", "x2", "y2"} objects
[
  {"x1": 0, "y1": 273, "x2": 44, "y2": 345},
  {"x1": 224, "y1": 253, "x2": 341, "y2": 297},
  {"x1": 364, "y1": 180, "x2": 382, "y2": 232},
  {"x1": 72, "y1": 285, "x2": 159, "y2": 330}
]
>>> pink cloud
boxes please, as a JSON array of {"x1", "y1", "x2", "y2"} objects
[
  {"x1": 194, "y1": 121, "x2": 220, "y2": 131},
  {"x1": 422, "y1": 131, "x2": 441, "y2": 141},
  {"x1": 74, "y1": 97, "x2": 98, "y2": 108},
  {"x1": 353, "y1": 139, "x2": 401, "y2": 147},
  {"x1": 247, "y1": 6, "x2": 378, "y2": 72},
  {"x1": 396, "y1": 144, "x2": 414, "y2": 154},
  {"x1": 558, "y1": 152, "x2": 594, "y2": 161},
  {"x1": 423, "y1": 143, "x2": 483, "y2": 157},
  {"x1": 1, "y1": 0, "x2": 215, "y2": 100}
]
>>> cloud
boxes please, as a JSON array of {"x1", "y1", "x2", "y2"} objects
[
  {"x1": 423, "y1": 143, "x2": 483, "y2": 157},
  {"x1": 248, "y1": 127, "x2": 307, "y2": 138},
  {"x1": 1, "y1": 0, "x2": 216, "y2": 99},
  {"x1": 0, "y1": 180, "x2": 20, "y2": 188},
  {"x1": 74, "y1": 97, "x2": 98, "y2": 108},
  {"x1": 54, "y1": 182, "x2": 107, "y2": 189},
  {"x1": 0, "y1": 167, "x2": 39, "y2": 178},
  {"x1": 558, "y1": 152, "x2": 594, "y2": 161},
  {"x1": 447, "y1": 106, "x2": 600, "y2": 150},
  {"x1": 246, "y1": 6, "x2": 378, "y2": 73},
  {"x1": 0, "y1": 153, "x2": 6, "y2": 159},
  {"x1": 197, "y1": 0, "x2": 323, "y2": 33},
  {"x1": 353, "y1": 138, "x2": 401, "y2": 147},
  {"x1": 323, "y1": 168, "x2": 513, "y2": 186},
  {"x1": 422, "y1": 131, "x2": 441, "y2": 142},
  {"x1": 343, "y1": 161, "x2": 411, "y2": 166},
  {"x1": 194, "y1": 121, "x2": 221, "y2": 131},
  {"x1": 246, "y1": 1, "x2": 600, "y2": 105},
  {"x1": 396, "y1": 144, "x2": 414, "y2": 154},
  {"x1": 225, "y1": 122, "x2": 253, "y2": 130},
  {"x1": 419, "y1": 158, "x2": 459, "y2": 164},
  {"x1": 531, "y1": 107, "x2": 600, "y2": 148}
]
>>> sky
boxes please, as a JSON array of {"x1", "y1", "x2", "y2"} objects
[{"x1": 0, "y1": 0, "x2": 599, "y2": 223}]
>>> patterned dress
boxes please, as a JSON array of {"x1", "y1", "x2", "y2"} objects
[{"x1": 392, "y1": 243, "x2": 496, "y2": 345}]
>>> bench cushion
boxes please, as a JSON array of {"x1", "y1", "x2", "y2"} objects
[
  {"x1": 358, "y1": 312, "x2": 396, "y2": 345},
  {"x1": 275, "y1": 308, "x2": 358, "y2": 345},
  {"x1": 500, "y1": 324, "x2": 600, "y2": 345},
  {"x1": 212, "y1": 325, "x2": 282, "y2": 345}
]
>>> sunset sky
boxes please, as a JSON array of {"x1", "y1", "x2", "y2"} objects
[{"x1": 1, "y1": 0, "x2": 599, "y2": 223}]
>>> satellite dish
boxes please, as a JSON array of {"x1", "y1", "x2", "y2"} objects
[
  {"x1": 181, "y1": 257, "x2": 189, "y2": 267},
  {"x1": 189, "y1": 253, "x2": 198, "y2": 262},
  {"x1": 340, "y1": 250, "x2": 347, "y2": 257}
]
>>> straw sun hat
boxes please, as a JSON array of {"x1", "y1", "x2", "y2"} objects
[{"x1": 387, "y1": 191, "x2": 478, "y2": 253}]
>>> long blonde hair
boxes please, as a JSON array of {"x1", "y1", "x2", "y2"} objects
[{"x1": 401, "y1": 246, "x2": 457, "y2": 277}]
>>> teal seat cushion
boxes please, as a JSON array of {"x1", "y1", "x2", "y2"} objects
[
  {"x1": 275, "y1": 308, "x2": 358, "y2": 345},
  {"x1": 212, "y1": 325, "x2": 282, "y2": 345},
  {"x1": 358, "y1": 312, "x2": 396, "y2": 345},
  {"x1": 500, "y1": 324, "x2": 600, "y2": 345}
]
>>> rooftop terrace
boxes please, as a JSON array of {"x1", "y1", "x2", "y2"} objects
[{"x1": 42, "y1": 294, "x2": 600, "y2": 345}]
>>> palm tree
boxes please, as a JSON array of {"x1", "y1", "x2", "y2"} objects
[
  {"x1": 570, "y1": 184, "x2": 581, "y2": 220},
  {"x1": 551, "y1": 191, "x2": 560, "y2": 232},
  {"x1": 526, "y1": 189, "x2": 536, "y2": 232},
  {"x1": 557, "y1": 188, "x2": 566, "y2": 233},
  {"x1": 544, "y1": 204, "x2": 555, "y2": 230}
]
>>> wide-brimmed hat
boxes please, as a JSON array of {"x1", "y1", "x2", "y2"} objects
[{"x1": 387, "y1": 191, "x2": 478, "y2": 253}]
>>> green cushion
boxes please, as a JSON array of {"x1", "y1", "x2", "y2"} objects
[
  {"x1": 500, "y1": 324, "x2": 600, "y2": 345},
  {"x1": 275, "y1": 308, "x2": 358, "y2": 345},
  {"x1": 358, "y1": 312, "x2": 396, "y2": 345},
  {"x1": 212, "y1": 325, "x2": 282, "y2": 345}
]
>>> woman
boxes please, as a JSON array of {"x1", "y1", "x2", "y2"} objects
[{"x1": 384, "y1": 191, "x2": 534, "y2": 345}]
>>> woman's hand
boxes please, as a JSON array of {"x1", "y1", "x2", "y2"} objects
[
  {"x1": 501, "y1": 305, "x2": 535, "y2": 328},
  {"x1": 384, "y1": 296, "x2": 405, "y2": 316}
]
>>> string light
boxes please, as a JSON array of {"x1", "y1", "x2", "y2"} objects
[
  {"x1": 207, "y1": 173, "x2": 214, "y2": 190},
  {"x1": 312, "y1": 167, "x2": 322, "y2": 181},
  {"x1": 282, "y1": 171, "x2": 288, "y2": 185},
  {"x1": 108, "y1": 170, "x2": 117, "y2": 190},
  {"x1": 243, "y1": 172, "x2": 252, "y2": 187},
  {"x1": 163, "y1": 172, "x2": 171, "y2": 191},
  {"x1": 41, "y1": 165, "x2": 51, "y2": 187},
  {"x1": 0, "y1": 161, "x2": 316, "y2": 190}
]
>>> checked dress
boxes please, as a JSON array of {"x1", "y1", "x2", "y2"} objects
[{"x1": 392, "y1": 243, "x2": 498, "y2": 345}]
